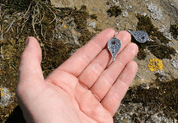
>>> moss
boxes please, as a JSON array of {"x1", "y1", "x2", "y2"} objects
[
  {"x1": 41, "y1": 8, "x2": 56, "y2": 40},
  {"x1": 70, "y1": 6, "x2": 100, "y2": 45},
  {"x1": 94, "y1": 26, "x2": 102, "y2": 32},
  {"x1": 80, "y1": 5, "x2": 87, "y2": 11},
  {"x1": 136, "y1": 14, "x2": 157, "y2": 34},
  {"x1": 41, "y1": 40, "x2": 79, "y2": 77},
  {"x1": 136, "y1": 14, "x2": 170, "y2": 44},
  {"x1": 137, "y1": 49, "x2": 147, "y2": 60},
  {"x1": 122, "y1": 78, "x2": 178, "y2": 120},
  {"x1": 78, "y1": 30, "x2": 95, "y2": 45},
  {"x1": 0, "y1": 97, "x2": 18, "y2": 122},
  {"x1": 131, "y1": 35, "x2": 148, "y2": 60},
  {"x1": 132, "y1": 14, "x2": 176, "y2": 60},
  {"x1": 155, "y1": 78, "x2": 178, "y2": 118},
  {"x1": 170, "y1": 24, "x2": 178, "y2": 39},
  {"x1": 106, "y1": 1, "x2": 110, "y2": 5},
  {"x1": 0, "y1": 0, "x2": 33, "y2": 14},
  {"x1": 0, "y1": 38, "x2": 25, "y2": 122},
  {"x1": 58, "y1": 8, "x2": 73, "y2": 19},
  {"x1": 90, "y1": 14, "x2": 98, "y2": 20},
  {"x1": 148, "y1": 45, "x2": 176, "y2": 59},
  {"x1": 0, "y1": 38, "x2": 25, "y2": 91},
  {"x1": 71, "y1": 6, "x2": 89, "y2": 29},
  {"x1": 107, "y1": 5, "x2": 122, "y2": 17}
]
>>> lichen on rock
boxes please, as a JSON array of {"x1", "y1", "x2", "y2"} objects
[
  {"x1": 148, "y1": 58, "x2": 163, "y2": 72},
  {"x1": 147, "y1": 2, "x2": 163, "y2": 20}
]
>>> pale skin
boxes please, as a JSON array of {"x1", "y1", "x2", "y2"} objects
[{"x1": 17, "y1": 28, "x2": 138, "y2": 123}]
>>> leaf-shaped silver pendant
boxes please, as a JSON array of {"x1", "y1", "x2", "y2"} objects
[
  {"x1": 127, "y1": 30, "x2": 148, "y2": 43},
  {"x1": 107, "y1": 36, "x2": 121, "y2": 62}
]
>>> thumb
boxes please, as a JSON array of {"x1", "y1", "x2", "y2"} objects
[{"x1": 17, "y1": 37, "x2": 45, "y2": 98}]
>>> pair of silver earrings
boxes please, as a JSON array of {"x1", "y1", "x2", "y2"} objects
[{"x1": 107, "y1": 30, "x2": 148, "y2": 62}]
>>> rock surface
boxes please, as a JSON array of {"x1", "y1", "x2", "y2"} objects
[
  {"x1": 50, "y1": 0, "x2": 178, "y2": 122},
  {"x1": 50, "y1": 0, "x2": 74, "y2": 7},
  {"x1": 51, "y1": 0, "x2": 178, "y2": 86}
]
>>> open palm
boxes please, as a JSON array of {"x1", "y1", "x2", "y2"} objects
[{"x1": 17, "y1": 28, "x2": 138, "y2": 123}]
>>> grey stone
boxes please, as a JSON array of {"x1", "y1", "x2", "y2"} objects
[
  {"x1": 122, "y1": 10, "x2": 128, "y2": 17},
  {"x1": 171, "y1": 59, "x2": 178, "y2": 69},
  {"x1": 92, "y1": 8, "x2": 97, "y2": 11},
  {"x1": 88, "y1": 22, "x2": 96, "y2": 28},
  {"x1": 0, "y1": 87, "x2": 12, "y2": 107},
  {"x1": 147, "y1": 2, "x2": 163, "y2": 20},
  {"x1": 115, "y1": 2, "x2": 120, "y2": 6}
]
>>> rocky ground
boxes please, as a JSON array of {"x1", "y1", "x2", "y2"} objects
[
  {"x1": 51, "y1": 0, "x2": 178, "y2": 86},
  {"x1": 50, "y1": 1, "x2": 178, "y2": 122},
  {"x1": 45, "y1": 0, "x2": 178, "y2": 122},
  {"x1": 0, "y1": 0, "x2": 178, "y2": 122}
]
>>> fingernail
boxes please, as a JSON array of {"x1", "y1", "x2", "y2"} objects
[{"x1": 26, "y1": 38, "x2": 29, "y2": 45}]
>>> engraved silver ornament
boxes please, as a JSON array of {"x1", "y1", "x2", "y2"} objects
[
  {"x1": 127, "y1": 30, "x2": 148, "y2": 43},
  {"x1": 107, "y1": 35, "x2": 121, "y2": 62}
]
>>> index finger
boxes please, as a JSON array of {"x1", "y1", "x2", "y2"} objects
[{"x1": 57, "y1": 28, "x2": 115, "y2": 77}]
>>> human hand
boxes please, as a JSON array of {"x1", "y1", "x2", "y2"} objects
[{"x1": 17, "y1": 28, "x2": 138, "y2": 123}]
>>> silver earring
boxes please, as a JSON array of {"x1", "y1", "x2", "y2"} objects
[
  {"x1": 127, "y1": 30, "x2": 148, "y2": 43},
  {"x1": 107, "y1": 33, "x2": 122, "y2": 62}
]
